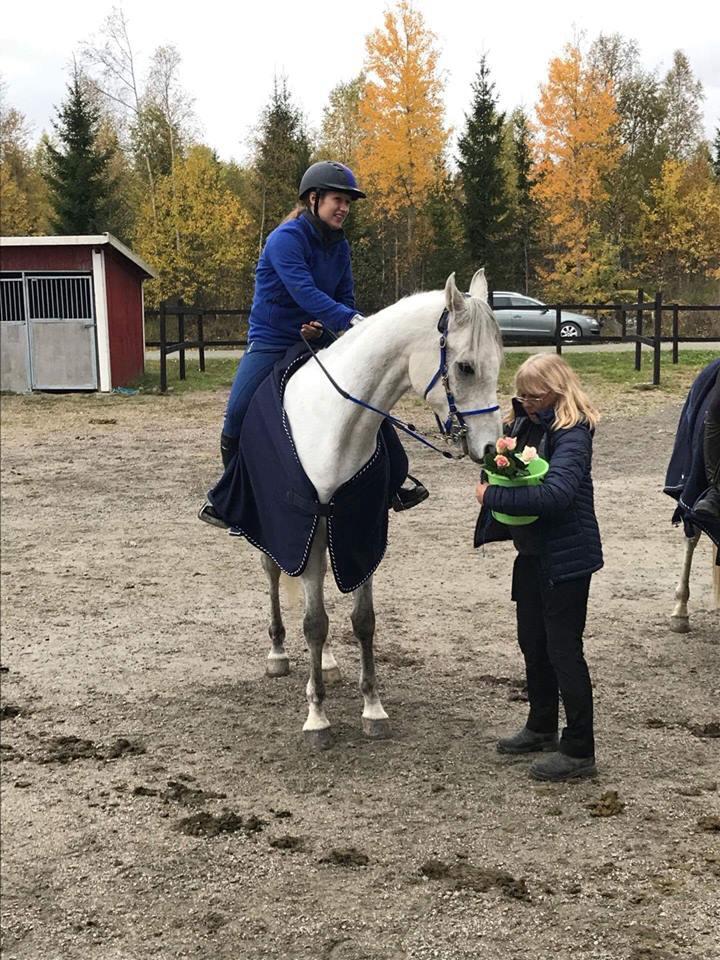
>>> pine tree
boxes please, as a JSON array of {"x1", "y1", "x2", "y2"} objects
[
  {"x1": 252, "y1": 77, "x2": 311, "y2": 252},
  {"x1": 44, "y1": 66, "x2": 115, "y2": 234},
  {"x1": 712, "y1": 128, "x2": 720, "y2": 179},
  {"x1": 456, "y1": 56, "x2": 510, "y2": 289},
  {"x1": 661, "y1": 51, "x2": 705, "y2": 161}
]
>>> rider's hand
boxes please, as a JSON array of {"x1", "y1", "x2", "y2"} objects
[{"x1": 301, "y1": 321, "x2": 324, "y2": 340}]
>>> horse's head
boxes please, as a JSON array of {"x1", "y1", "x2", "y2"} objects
[{"x1": 409, "y1": 270, "x2": 503, "y2": 462}]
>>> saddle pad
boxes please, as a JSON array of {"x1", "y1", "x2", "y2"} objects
[
  {"x1": 208, "y1": 343, "x2": 408, "y2": 591},
  {"x1": 664, "y1": 358, "x2": 720, "y2": 556}
]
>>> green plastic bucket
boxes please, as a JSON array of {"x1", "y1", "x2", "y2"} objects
[{"x1": 488, "y1": 456, "x2": 549, "y2": 526}]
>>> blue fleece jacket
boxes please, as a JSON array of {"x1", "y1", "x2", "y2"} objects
[
  {"x1": 247, "y1": 211, "x2": 357, "y2": 347},
  {"x1": 474, "y1": 403, "x2": 603, "y2": 584}
]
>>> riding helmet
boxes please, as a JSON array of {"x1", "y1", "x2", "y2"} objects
[{"x1": 298, "y1": 161, "x2": 366, "y2": 201}]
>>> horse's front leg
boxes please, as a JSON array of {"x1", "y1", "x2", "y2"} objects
[
  {"x1": 301, "y1": 522, "x2": 332, "y2": 749},
  {"x1": 261, "y1": 554, "x2": 290, "y2": 676},
  {"x1": 352, "y1": 577, "x2": 390, "y2": 739},
  {"x1": 670, "y1": 530, "x2": 701, "y2": 633}
]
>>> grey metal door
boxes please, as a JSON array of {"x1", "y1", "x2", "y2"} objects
[
  {"x1": 27, "y1": 275, "x2": 98, "y2": 389},
  {"x1": 0, "y1": 276, "x2": 31, "y2": 392}
]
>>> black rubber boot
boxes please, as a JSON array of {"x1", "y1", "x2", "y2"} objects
[
  {"x1": 496, "y1": 726, "x2": 559, "y2": 755},
  {"x1": 391, "y1": 475, "x2": 429, "y2": 512},
  {"x1": 529, "y1": 752, "x2": 597, "y2": 781},
  {"x1": 220, "y1": 432, "x2": 239, "y2": 469},
  {"x1": 198, "y1": 501, "x2": 228, "y2": 529}
]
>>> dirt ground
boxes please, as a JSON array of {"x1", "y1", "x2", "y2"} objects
[{"x1": 1, "y1": 373, "x2": 719, "y2": 960}]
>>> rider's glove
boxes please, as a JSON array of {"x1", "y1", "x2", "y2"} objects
[{"x1": 350, "y1": 314, "x2": 365, "y2": 326}]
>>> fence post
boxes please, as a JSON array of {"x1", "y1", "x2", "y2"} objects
[
  {"x1": 177, "y1": 298, "x2": 186, "y2": 381},
  {"x1": 672, "y1": 304, "x2": 679, "y2": 364},
  {"x1": 555, "y1": 305, "x2": 562, "y2": 354},
  {"x1": 635, "y1": 288, "x2": 644, "y2": 372},
  {"x1": 198, "y1": 313, "x2": 206, "y2": 372},
  {"x1": 159, "y1": 299, "x2": 167, "y2": 394},
  {"x1": 653, "y1": 291, "x2": 662, "y2": 386}
]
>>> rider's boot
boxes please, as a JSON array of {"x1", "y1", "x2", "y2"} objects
[
  {"x1": 693, "y1": 414, "x2": 720, "y2": 519},
  {"x1": 198, "y1": 433, "x2": 239, "y2": 529},
  {"x1": 392, "y1": 474, "x2": 430, "y2": 512}
]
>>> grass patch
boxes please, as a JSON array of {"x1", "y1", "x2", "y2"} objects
[{"x1": 133, "y1": 349, "x2": 717, "y2": 405}]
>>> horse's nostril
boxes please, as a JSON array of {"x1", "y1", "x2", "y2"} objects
[{"x1": 483, "y1": 442, "x2": 495, "y2": 457}]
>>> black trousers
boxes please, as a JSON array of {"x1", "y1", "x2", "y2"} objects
[{"x1": 512, "y1": 554, "x2": 595, "y2": 758}]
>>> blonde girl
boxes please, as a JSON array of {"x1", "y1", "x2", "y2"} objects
[{"x1": 475, "y1": 354, "x2": 603, "y2": 782}]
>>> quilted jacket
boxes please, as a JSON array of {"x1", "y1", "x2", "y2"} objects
[{"x1": 474, "y1": 402, "x2": 604, "y2": 585}]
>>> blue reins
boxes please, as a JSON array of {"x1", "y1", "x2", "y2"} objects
[{"x1": 299, "y1": 307, "x2": 499, "y2": 459}]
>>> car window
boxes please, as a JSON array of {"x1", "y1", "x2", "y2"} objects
[
  {"x1": 492, "y1": 296, "x2": 512, "y2": 309},
  {"x1": 511, "y1": 297, "x2": 539, "y2": 309}
]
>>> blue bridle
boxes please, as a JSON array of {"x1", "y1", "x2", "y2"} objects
[
  {"x1": 422, "y1": 307, "x2": 500, "y2": 454},
  {"x1": 300, "y1": 307, "x2": 499, "y2": 460}
]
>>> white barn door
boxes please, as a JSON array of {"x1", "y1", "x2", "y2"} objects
[{"x1": 27, "y1": 275, "x2": 98, "y2": 389}]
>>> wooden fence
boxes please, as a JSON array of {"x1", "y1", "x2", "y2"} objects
[{"x1": 145, "y1": 291, "x2": 720, "y2": 393}]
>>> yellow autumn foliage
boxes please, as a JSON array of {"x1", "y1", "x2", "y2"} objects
[
  {"x1": 134, "y1": 145, "x2": 254, "y2": 308},
  {"x1": 357, "y1": 0, "x2": 448, "y2": 217},
  {"x1": 533, "y1": 44, "x2": 624, "y2": 299}
]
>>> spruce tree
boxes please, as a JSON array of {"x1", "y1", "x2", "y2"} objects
[
  {"x1": 509, "y1": 109, "x2": 538, "y2": 293},
  {"x1": 45, "y1": 67, "x2": 115, "y2": 234},
  {"x1": 252, "y1": 77, "x2": 311, "y2": 249},
  {"x1": 456, "y1": 56, "x2": 510, "y2": 289},
  {"x1": 712, "y1": 128, "x2": 720, "y2": 179}
]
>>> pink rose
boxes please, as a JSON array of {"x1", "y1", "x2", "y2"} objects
[
  {"x1": 494, "y1": 454, "x2": 510, "y2": 469},
  {"x1": 496, "y1": 436, "x2": 517, "y2": 453},
  {"x1": 519, "y1": 445, "x2": 538, "y2": 464}
]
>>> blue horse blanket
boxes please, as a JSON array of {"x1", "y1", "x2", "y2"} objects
[
  {"x1": 664, "y1": 358, "x2": 720, "y2": 560},
  {"x1": 208, "y1": 343, "x2": 408, "y2": 592}
]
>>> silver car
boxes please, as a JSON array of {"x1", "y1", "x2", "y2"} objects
[{"x1": 491, "y1": 292, "x2": 603, "y2": 341}]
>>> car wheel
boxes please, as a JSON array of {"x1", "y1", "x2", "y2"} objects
[{"x1": 559, "y1": 321, "x2": 582, "y2": 341}]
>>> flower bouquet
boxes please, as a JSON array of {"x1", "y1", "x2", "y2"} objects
[{"x1": 482, "y1": 437, "x2": 549, "y2": 526}]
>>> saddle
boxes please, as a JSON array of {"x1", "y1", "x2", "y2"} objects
[{"x1": 207, "y1": 343, "x2": 408, "y2": 591}]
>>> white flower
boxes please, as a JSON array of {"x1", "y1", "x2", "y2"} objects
[{"x1": 518, "y1": 445, "x2": 538, "y2": 464}]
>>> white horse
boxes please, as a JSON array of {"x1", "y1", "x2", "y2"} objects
[{"x1": 260, "y1": 270, "x2": 503, "y2": 747}]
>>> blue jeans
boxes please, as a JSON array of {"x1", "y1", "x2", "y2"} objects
[{"x1": 223, "y1": 342, "x2": 286, "y2": 438}]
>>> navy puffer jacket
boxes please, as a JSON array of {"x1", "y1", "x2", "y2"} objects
[{"x1": 474, "y1": 403, "x2": 603, "y2": 585}]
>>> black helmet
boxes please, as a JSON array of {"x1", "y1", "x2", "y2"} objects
[{"x1": 298, "y1": 161, "x2": 366, "y2": 201}]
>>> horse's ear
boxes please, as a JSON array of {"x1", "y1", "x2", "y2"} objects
[
  {"x1": 444, "y1": 273, "x2": 466, "y2": 317},
  {"x1": 469, "y1": 268, "x2": 488, "y2": 303}
]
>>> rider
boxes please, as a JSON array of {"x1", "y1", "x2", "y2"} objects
[{"x1": 199, "y1": 160, "x2": 427, "y2": 528}]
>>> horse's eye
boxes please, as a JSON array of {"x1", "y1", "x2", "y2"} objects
[{"x1": 457, "y1": 362, "x2": 475, "y2": 376}]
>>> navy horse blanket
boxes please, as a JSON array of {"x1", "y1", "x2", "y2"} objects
[
  {"x1": 664, "y1": 358, "x2": 720, "y2": 561},
  {"x1": 208, "y1": 343, "x2": 408, "y2": 592}
]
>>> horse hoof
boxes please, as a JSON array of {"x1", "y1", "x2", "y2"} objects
[
  {"x1": 362, "y1": 717, "x2": 391, "y2": 739},
  {"x1": 669, "y1": 617, "x2": 690, "y2": 634},
  {"x1": 322, "y1": 666, "x2": 342, "y2": 685},
  {"x1": 304, "y1": 727, "x2": 333, "y2": 750},
  {"x1": 266, "y1": 656, "x2": 290, "y2": 677}
]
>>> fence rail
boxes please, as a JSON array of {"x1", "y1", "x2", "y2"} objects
[{"x1": 145, "y1": 291, "x2": 720, "y2": 393}]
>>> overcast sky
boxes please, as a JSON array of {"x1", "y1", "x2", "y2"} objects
[{"x1": 2, "y1": 0, "x2": 718, "y2": 163}]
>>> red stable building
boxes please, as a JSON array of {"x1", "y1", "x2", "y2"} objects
[{"x1": 0, "y1": 234, "x2": 157, "y2": 393}]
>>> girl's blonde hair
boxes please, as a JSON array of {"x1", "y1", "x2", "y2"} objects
[{"x1": 511, "y1": 353, "x2": 600, "y2": 429}]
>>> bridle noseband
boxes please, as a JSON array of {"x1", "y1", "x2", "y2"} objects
[{"x1": 422, "y1": 307, "x2": 500, "y2": 456}]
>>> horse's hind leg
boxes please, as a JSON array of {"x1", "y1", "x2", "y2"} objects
[
  {"x1": 670, "y1": 530, "x2": 701, "y2": 633},
  {"x1": 352, "y1": 577, "x2": 390, "y2": 739},
  {"x1": 301, "y1": 523, "x2": 332, "y2": 749},
  {"x1": 261, "y1": 554, "x2": 290, "y2": 676}
]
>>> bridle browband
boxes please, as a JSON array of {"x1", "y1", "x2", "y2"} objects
[{"x1": 299, "y1": 306, "x2": 499, "y2": 460}]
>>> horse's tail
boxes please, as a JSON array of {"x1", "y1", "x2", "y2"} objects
[{"x1": 712, "y1": 543, "x2": 720, "y2": 610}]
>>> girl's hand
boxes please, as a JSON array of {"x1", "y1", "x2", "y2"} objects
[
  {"x1": 301, "y1": 321, "x2": 324, "y2": 340},
  {"x1": 475, "y1": 481, "x2": 489, "y2": 504}
]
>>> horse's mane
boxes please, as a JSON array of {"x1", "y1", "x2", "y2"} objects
[{"x1": 328, "y1": 289, "x2": 503, "y2": 363}]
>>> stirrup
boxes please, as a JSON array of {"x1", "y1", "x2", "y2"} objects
[
  {"x1": 392, "y1": 475, "x2": 429, "y2": 512},
  {"x1": 198, "y1": 500, "x2": 229, "y2": 529}
]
